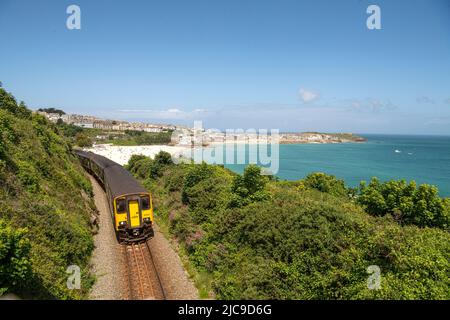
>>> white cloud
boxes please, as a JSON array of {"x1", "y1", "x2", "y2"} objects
[
  {"x1": 299, "y1": 88, "x2": 319, "y2": 103},
  {"x1": 167, "y1": 108, "x2": 182, "y2": 113},
  {"x1": 346, "y1": 98, "x2": 396, "y2": 112},
  {"x1": 416, "y1": 96, "x2": 435, "y2": 104}
]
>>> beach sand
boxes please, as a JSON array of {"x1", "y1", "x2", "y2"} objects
[{"x1": 85, "y1": 144, "x2": 190, "y2": 165}]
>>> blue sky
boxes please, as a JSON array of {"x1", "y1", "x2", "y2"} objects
[{"x1": 1, "y1": 0, "x2": 450, "y2": 134}]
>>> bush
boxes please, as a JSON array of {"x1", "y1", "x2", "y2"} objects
[
  {"x1": 0, "y1": 87, "x2": 95, "y2": 299},
  {"x1": 129, "y1": 159, "x2": 450, "y2": 300},
  {"x1": 229, "y1": 165, "x2": 269, "y2": 207},
  {"x1": 150, "y1": 151, "x2": 173, "y2": 178},
  {"x1": 0, "y1": 220, "x2": 31, "y2": 295},
  {"x1": 182, "y1": 162, "x2": 215, "y2": 204},
  {"x1": 0, "y1": 90, "x2": 31, "y2": 119},
  {"x1": 16, "y1": 161, "x2": 40, "y2": 193},
  {"x1": 75, "y1": 133, "x2": 93, "y2": 148},
  {"x1": 303, "y1": 172, "x2": 348, "y2": 197},
  {"x1": 57, "y1": 122, "x2": 84, "y2": 138},
  {"x1": 358, "y1": 178, "x2": 450, "y2": 229},
  {"x1": 127, "y1": 151, "x2": 174, "y2": 179},
  {"x1": 126, "y1": 154, "x2": 148, "y2": 170}
]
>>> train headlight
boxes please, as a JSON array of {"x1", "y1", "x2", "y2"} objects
[
  {"x1": 119, "y1": 221, "x2": 127, "y2": 228},
  {"x1": 143, "y1": 218, "x2": 151, "y2": 224}
]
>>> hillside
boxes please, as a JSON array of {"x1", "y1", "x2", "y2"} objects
[
  {"x1": 280, "y1": 132, "x2": 367, "y2": 144},
  {"x1": 128, "y1": 153, "x2": 450, "y2": 299},
  {"x1": 0, "y1": 87, "x2": 96, "y2": 299}
]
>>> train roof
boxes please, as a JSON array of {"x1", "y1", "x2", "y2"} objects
[
  {"x1": 74, "y1": 149, "x2": 118, "y2": 170},
  {"x1": 104, "y1": 164, "x2": 148, "y2": 198},
  {"x1": 74, "y1": 149, "x2": 148, "y2": 198}
]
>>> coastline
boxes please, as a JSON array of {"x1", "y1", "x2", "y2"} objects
[
  {"x1": 201, "y1": 133, "x2": 366, "y2": 146},
  {"x1": 85, "y1": 137, "x2": 366, "y2": 166}
]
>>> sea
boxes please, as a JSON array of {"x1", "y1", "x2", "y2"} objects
[{"x1": 218, "y1": 134, "x2": 450, "y2": 197}]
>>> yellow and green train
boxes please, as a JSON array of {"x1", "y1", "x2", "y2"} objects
[{"x1": 75, "y1": 150, "x2": 154, "y2": 243}]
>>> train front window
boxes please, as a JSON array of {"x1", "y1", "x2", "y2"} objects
[
  {"x1": 141, "y1": 196, "x2": 150, "y2": 210},
  {"x1": 116, "y1": 199, "x2": 126, "y2": 213}
]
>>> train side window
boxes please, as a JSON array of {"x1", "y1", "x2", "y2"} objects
[
  {"x1": 141, "y1": 196, "x2": 150, "y2": 210},
  {"x1": 116, "y1": 199, "x2": 126, "y2": 213}
]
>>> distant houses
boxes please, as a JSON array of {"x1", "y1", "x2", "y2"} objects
[
  {"x1": 37, "y1": 111, "x2": 178, "y2": 133},
  {"x1": 36, "y1": 110, "x2": 365, "y2": 146}
]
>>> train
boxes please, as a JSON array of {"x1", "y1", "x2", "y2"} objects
[{"x1": 74, "y1": 150, "x2": 154, "y2": 243}]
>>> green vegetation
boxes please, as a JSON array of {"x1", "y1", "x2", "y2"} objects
[
  {"x1": 303, "y1": 172, "x2": 349, "y2": 198},
  {"x1": 0, "y1": 220, "x2": 31, "y2": 296},
  {"x1": 128, "y1": 153, "x2": 450, "y2": 299},
  {"x1": 75, "y1": 133, "x2": 93, "y2": 148},
  {"x1": 0, "y1": 87, "x2": 95, "y2": 299},
  {"x1": 126, "y1": 151, "x2": 174, "y2": 180},
  {"x1": 56, "y1": 121, "x2": 85, "y2": 139},
  {"x1": 104, "y1": 130, "x2": 172, "y2": 146},
  {"x1": 302, "y1": 132, "x2": 366, "y2": 142},
  {"x1": 358, "y1": 178, "x2": 450, "y2": 229},
  {"x1": 37, "y1": 108, "x2": 66, "y2": 116},
  {"x1": 55, "y1": 122, "x2": 172, "y2": 147}
]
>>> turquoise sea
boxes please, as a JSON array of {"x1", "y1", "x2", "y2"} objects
[{"x1": 221, "y1": 134, "x2": 450, "y2": 197}]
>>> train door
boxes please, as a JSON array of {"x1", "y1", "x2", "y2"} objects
[{"x1": 128, "y1": 200, "x2": 141, "y2": 228}]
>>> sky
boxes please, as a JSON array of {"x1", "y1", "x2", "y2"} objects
[{"x1": 1, "y1": 0, "x2": 450, "y2": 134}]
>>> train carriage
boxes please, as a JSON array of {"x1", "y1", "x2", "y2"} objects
[{"x1": 74, "y1": 150, "x2": 154, "y2": 243}]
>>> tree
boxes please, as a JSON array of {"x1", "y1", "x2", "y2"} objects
[
  {"x1": 182, "y1": 162, "x2": 214, "y2": 204},
  {"x1": 37, "y1": 108, "x2": 65, "y2": 116},
  {"x1": 358, "y1": 178, "x2": 450, "y2": 229},
  {"x1": 126, "y1": 154, "x2": 148, "y2": 171},
  {"x1": 229, "y1": 165, "x2": 269, "y2": 207},
  {"x1": 75, "y1": 133, "x2": 93, "y2": 148},
  {"x1": 0, "y1": 89, "x2": 31, "y2": 119},
  {"x1": 303, "y1": 172, "x2": 348, "y2": 197},
  {"x1": 154, "y1": 151, "x2": 173, "y2": 166}
]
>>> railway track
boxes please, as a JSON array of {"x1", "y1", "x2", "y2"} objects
[{"x1": 124, "y1": 240, "x2": 166, "y2": 300}]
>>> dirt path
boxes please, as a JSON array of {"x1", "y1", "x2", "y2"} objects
[{"x1": 88, "y1": 174, "x2": 198, "y2": 300}]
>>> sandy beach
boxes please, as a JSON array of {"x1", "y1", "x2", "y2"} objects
[{"x1": 85, "y1": 144, "x2": 191, "y2": 165}]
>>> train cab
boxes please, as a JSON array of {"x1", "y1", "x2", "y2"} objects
[{"x1": 74, "y1": 149, "x2": 155, "y2": 243}]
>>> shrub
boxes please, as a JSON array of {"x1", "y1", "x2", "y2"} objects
[
  {"x1": 150, "y1": 151, "x2": 173, "y2": 178},
  {"x1": 0, "y1": 87, "x2": 95, "y2": 299},
  {"x1": 130, "y1": 160, "x2": 450, "y2": 300},
  {"x1": 126, "y1": 154, "x2": 148, "y2": 171},
  {"x1": 0, "y1": 89, "x2": 31, "y2": 119},
  {"x1": 229, "y1": 165, "x2": 269, "y2": 207},
  {"x1": 358, "y1": 178, "x2": 450, "y2": 229},
  {"x1": 303, "y1": 172, "x2": 348, "y2": 197},
  {"x1": 182, "y1": 162, "x2": 215, "y2": 204},
  {"x1": 16, "y1": 161, "x2": 40, "y2": 193},
  {"x1": 75, "y1": 133, "x2": 93, "y2": 148},
  {"x1": 0, "y1": 220, "x2": 31, "y2": 295}
]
